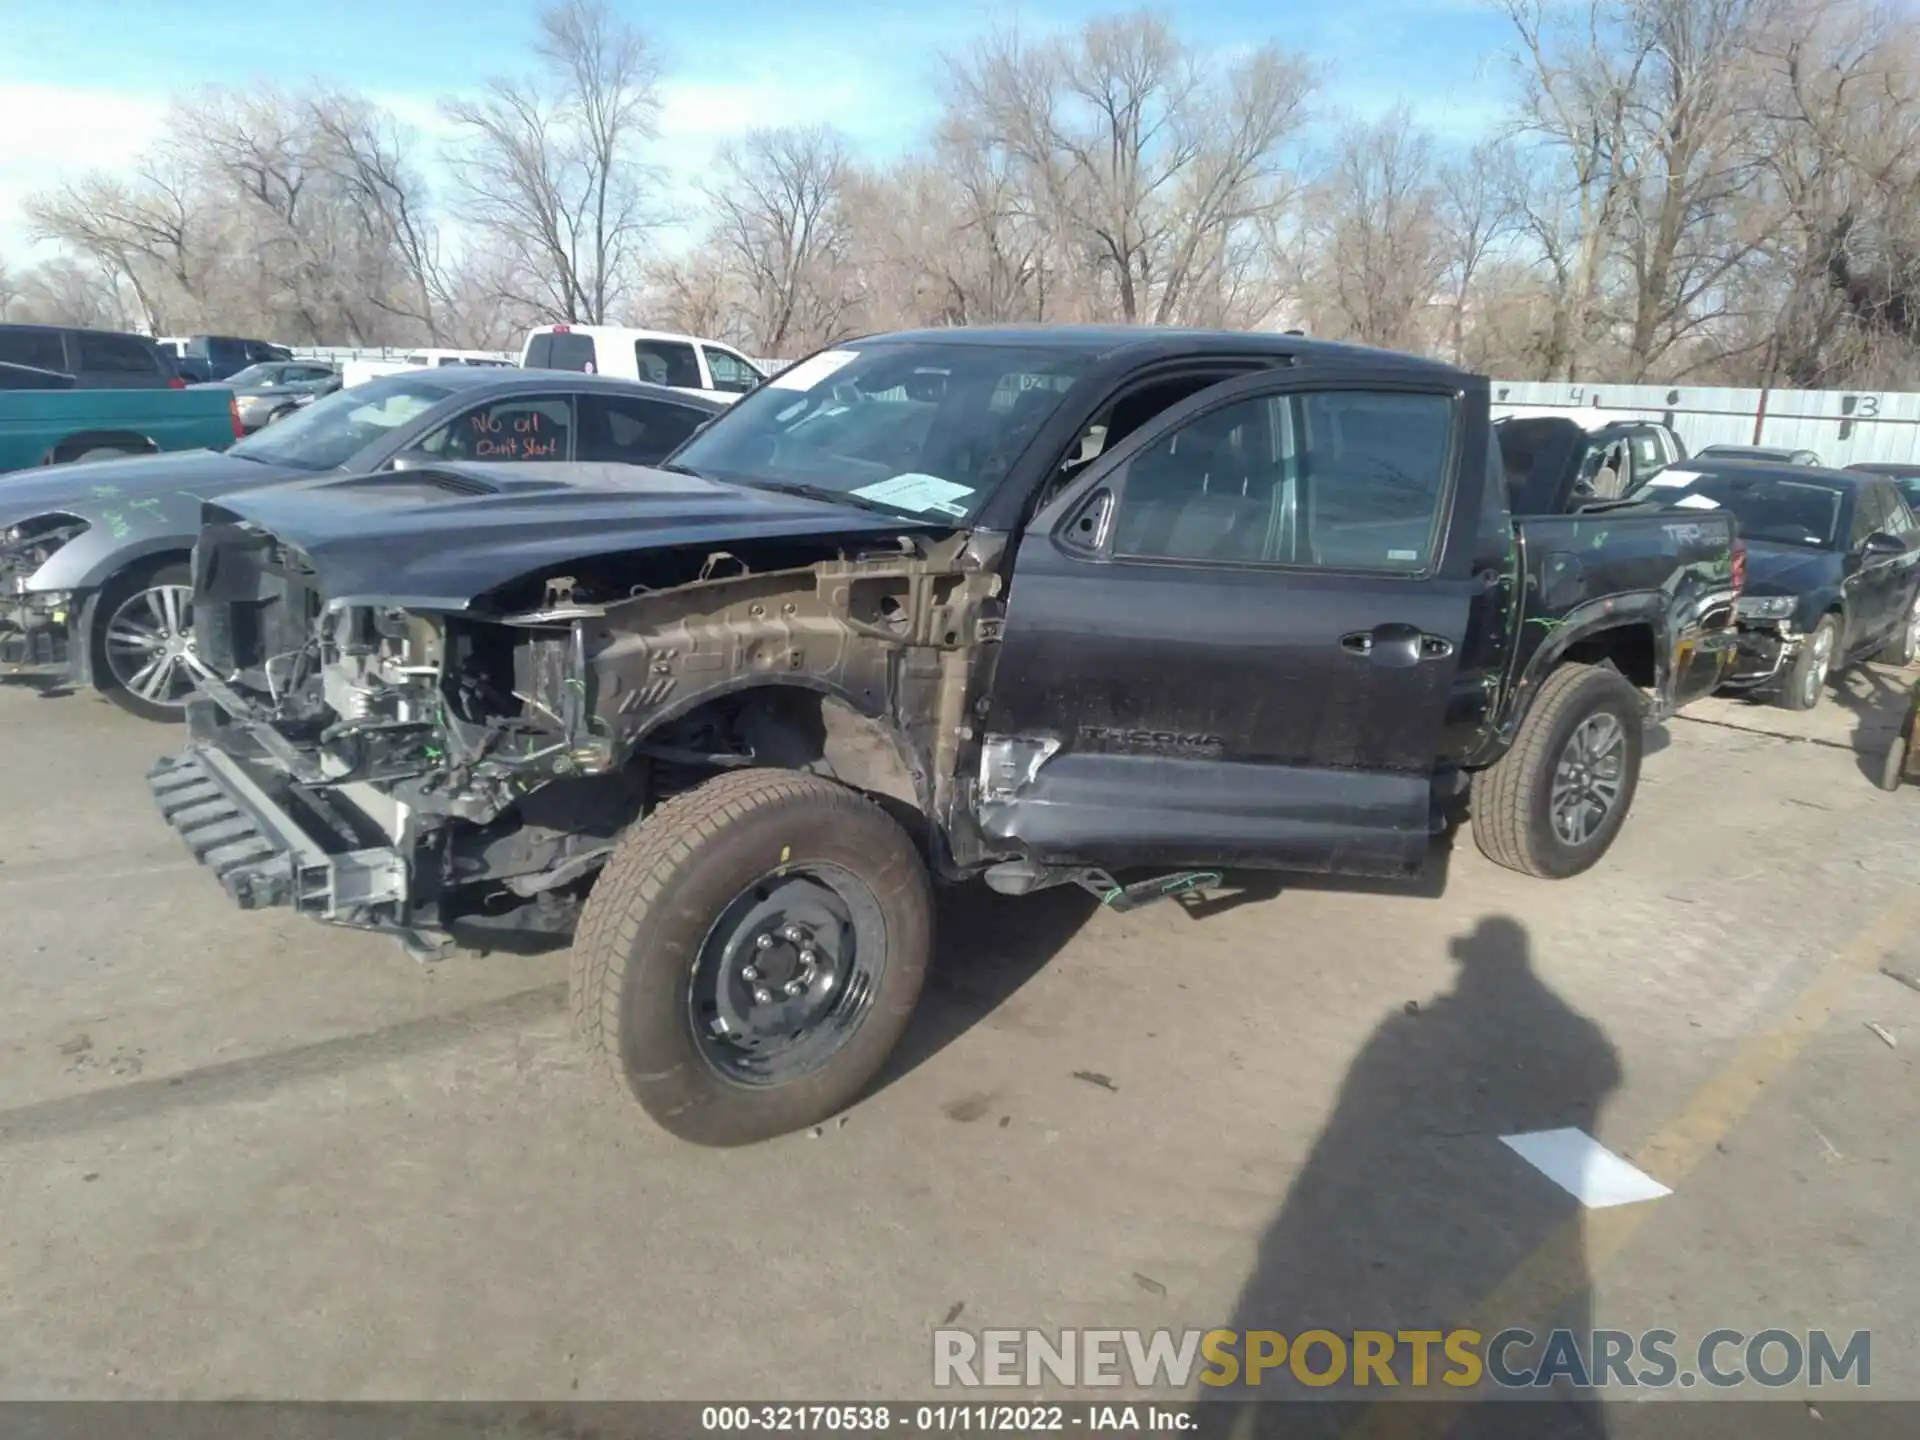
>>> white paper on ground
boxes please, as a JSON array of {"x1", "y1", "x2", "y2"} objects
[
  {"x1": 769, "y1": 349, "x2": 860, "y2": 391},
  {"x1": 1671, "y1": 492, "x2": 1721, "y2": 509},
  {"x1": 1645, "y1": 467, "x2": 1704, "y2": 488},
  {"x1": 850, "y1": 472, "x2": 975, "y2": 517},
  {"x1": 1500, "y1": 1128, "x2": 1673, "y2": 1208}
]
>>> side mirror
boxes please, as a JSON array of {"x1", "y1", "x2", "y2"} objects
[
  {"x1": 386, "y1": 448, "x2": 438, "y2": 472},
  {"x1": 1862, "y1": 531, "x2": 1905, "y2": 559}
]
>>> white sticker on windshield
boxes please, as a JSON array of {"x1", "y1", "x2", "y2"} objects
[
  {"x1": 1671, "y1": 492, "x2": 1720, "y2": 509},
  {"x1": 769, "y1": 349, "x2": 860, "y2": 391},
  {"x1": 1646, "y1": 467, "x2": 1704, "y2": 488},
  {"x1": 850, "y1": 472, "x2": 975, "y2": 517}
]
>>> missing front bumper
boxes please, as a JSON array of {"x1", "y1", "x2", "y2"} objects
[
  {"x1": 148, "y1": 744, "x2": 409, "y2": 919},
  {"x1": 1720, "y1": 625, "x2": 1799, "y2": 691},
  {"x1": 0, "y1": 595, "x2": 73, "y2": 670}
]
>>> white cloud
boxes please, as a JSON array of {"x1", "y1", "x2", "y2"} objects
[{"x1": 0, "y1": 81, "x2": 170, "y2": 259}]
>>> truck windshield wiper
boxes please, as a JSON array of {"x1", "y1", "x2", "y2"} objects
[{"x1": 739, "y1": 479, "x2": 914, "y2": 519}]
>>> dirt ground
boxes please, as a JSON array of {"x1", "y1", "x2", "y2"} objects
[{"x1": 1, "y1": 661, "x2": 1916, "y2": 1419}]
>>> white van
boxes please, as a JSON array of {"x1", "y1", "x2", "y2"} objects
[{"x1": 520, "y1": 325, "x2": 764, "y2": 404}]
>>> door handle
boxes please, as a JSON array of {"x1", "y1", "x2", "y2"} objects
[{"x1": 1340, "y1": 625, "x2": 1454, "y2": 667}]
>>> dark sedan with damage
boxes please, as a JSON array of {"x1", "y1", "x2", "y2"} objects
[
  {"x1": 1, "y1": 370, "x2": 722, "y2": 719},
  {"x1": 1639, "y1": 459, "x2": 1920, "y2": 710},
  {"x1": 148, "y1": 328, "x2": 1744, "y2": 1146}
]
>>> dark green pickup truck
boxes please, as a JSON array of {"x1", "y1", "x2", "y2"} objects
[{"x1": 0, "y1": 385, "x2": 241, "y2": 474}]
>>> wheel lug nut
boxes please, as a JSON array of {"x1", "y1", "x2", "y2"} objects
[
  {"x1": 784, "y1": 980, "x2": 805, "y2": 996},
  {"x1": 799, "y1": 948, "x2": 818, "y2": 967},
  {"x1": 755, "y1": 933, "x2": 774, "y2": 951},
  {"x1": 741, "y1": 964, "x2": 760, "y2": 982},
  {"x1": 782, "y1": 924, "x2": 804, "y2": 943},
  {"x1": 753, "y1": 987, "x2": 772, "y2": 1004}
]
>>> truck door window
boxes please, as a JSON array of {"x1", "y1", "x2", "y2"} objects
[
  {"x1": 702, "y1": 347, "x2": 762, "y2": 393},
  {"x1": 1630, "y1": 429, "x2": 1667, "y2": 483},
  {"x1": 635, "y1": 339, "x2": 702, "y2": 389},
  {"x1": 1110, "y1": 389, "x2": 1454, "y2": 572}
]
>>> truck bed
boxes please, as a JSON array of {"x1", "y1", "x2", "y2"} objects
[{"x1": 0, "y1": 388, "x2": 239, "y2": 474}]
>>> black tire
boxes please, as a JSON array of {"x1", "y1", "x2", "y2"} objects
[
  {"x1": 89, "y1": 559, "x2": 199, "y2": 723},
  {"x1": 1878, "y1": 735, "x2": 1908, "y2": 793},
  {"x1": 570, "y1": 768, "x2": 932, "y2": 1146},
  {"x1": 1780, "y1": 613, "x2": 1838, "y2": 711},
  {"x1": 1877, "y1": 591, "x2": 1920, "y2": 667},
  {"x1": 1470, "y1": 662, "x2": 1644, "y2": 879}
]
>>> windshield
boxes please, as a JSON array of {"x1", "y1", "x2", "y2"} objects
[
  {"x1": 226, "y1": 363, "x2": 280, "y2": 387},
  {"x1": 668, "y1": 341, "x2": 1095, "y2": 520},
  {"x1": 229, "y1": 375, "x2": 452, "y2": 470},
  {"x1": 1669, "y1": 472, "x2": 1844, "y2": 548}
]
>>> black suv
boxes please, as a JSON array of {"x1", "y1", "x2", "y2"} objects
[{"x1": 0, "y1": 324, "x2": 178, "y2": 389}]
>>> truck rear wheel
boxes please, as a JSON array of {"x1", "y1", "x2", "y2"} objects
[
  {"x1": 1470, "y1": 662, "x2": 1644, "y2": 879},
  {"x1": 570, "y1": 768, "x2": 932, "y2": 1146}
]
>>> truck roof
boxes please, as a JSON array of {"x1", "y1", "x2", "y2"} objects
[{"x1": 855, "y1": 324, "x2": 1470, "y2": 378}]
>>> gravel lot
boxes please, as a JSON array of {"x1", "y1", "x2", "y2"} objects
[{"x1": 2, "y1": 663, "x2": 1917, "y2": 1410}]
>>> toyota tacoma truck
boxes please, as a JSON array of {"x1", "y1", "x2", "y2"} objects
[{"x1": 148, "y1": 327, "x2": 1741, "y2": 1145}]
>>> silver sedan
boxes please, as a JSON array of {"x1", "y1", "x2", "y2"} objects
[{"x1": 211, "y1": 361, "x2": 341, "y2": 431}]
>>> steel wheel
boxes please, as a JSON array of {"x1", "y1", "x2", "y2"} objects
[
  {"x1": 687, "y1": 862, "x2": 887, "y2": 1087},
  {"x1": 104, "y1": 583, "x2": 204, "y2": 710},
  {"x1": 1549, "y1": 712, "x2": 1626, "y2": 847}
]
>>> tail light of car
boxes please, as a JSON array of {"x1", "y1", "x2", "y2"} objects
[
  {"x1": 1731, "y1": 538, "x2": 1747, "y2": 594},
  {"x1": 229, "y1": 394, "x2": 244, "y2": 440},
  {"x1": 168, "y1": 375, "x2": 186, "y2": 390}
]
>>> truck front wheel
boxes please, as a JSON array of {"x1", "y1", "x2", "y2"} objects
[
  {"x1": 569, "y1": 768, "x2": 933, "y2": 1146},
  {"x1": 1470, "y1": 662, "x2": 1644, "y2": 879}
]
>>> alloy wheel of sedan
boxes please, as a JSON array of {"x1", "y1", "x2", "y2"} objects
[
  {"x1": 1549, "y1": 712, "x2": 1627, "y2": 847},
  {"x1": 104, "y1": 583, "x2": 206, "y2": 710},
  {"x1": 1803, "y1": 624, "x2": 1834, "y2": 707}
]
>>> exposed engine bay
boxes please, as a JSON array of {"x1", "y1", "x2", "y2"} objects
[
  {"x1": 175, "y1": 514, "x2": 1006, "y2": 947},
  {"x1": 0, "y1": 514, "x2": 86, "y2": 666}
]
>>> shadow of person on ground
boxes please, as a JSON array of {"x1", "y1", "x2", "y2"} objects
[
  {"x1": 1196, "y1": 916, "x2": 1622, "y2": 1440},
  {"x1": 0, "y1": 670, "x2": 74, "y2": 699},
  {"x1": 1826, "y1": 662, "x2": 1917, "y2": 787}
]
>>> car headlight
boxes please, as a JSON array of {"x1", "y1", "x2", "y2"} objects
[{"x1": 1736, "y1": 595, "x2": 1797, "y2": 620}]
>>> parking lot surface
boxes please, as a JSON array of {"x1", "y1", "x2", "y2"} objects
[{"x1": 2, "y1": 664, "x2": 1917, "y2": 1410}]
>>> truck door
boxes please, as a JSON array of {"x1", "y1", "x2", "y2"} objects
[{"x1": 978, "y1": 367, "x2": 1498, "y2": 878}]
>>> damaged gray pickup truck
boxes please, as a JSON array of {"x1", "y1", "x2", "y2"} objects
[{"x1": 150, "y1": 328, "x2": 1742, "y2": 1144}]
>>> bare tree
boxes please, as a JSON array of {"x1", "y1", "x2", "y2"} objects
[
  {"x1": 1300, "y1": 107, "x2": 1448, "y2": 350},
  {"x1": 308, "y1": 93, "x2": 449, "y2": 341},
  {"x1": 644, "y1": 249, "x2": 746, "y2": 347},
  {"x1": 703, "y1": 126, "x2": 858, "y2": 355},
  {"x1": 1436, "y1": 139, "x2": 1523, "y2": 365},
  {"x1": 0, "y1": 257, "x2": 19, "y2": 321},
  {"x1": 945, "y1": 12, "x2": 1313, "y2": 325},
  {"x1": 443, "y1": 0, "x2": 664, "y2": 324},
  {"x1": 23, "y1": 156, "x2": 202, "y2": 332}
]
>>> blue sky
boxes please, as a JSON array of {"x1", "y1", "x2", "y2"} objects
[{"x1": 0, "y1": 0, "x2": 1519, "y2": 257}]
